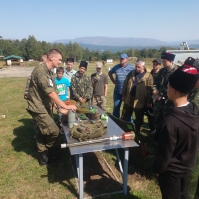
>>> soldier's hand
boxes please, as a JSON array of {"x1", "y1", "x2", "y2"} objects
[
  {"x1": 59, "y1": 108, "x2": 68, "y2": 115},
  {"x1": 153, "y1": 89, "x2": 159, "y2": 95},
  {"x1": 24, "y1": 92, "x2": 28, "y2": 99},
  {"x1": 79, "y1": 97, "x2": 85, "y2": 102},
  {"x1": 68, "y1": 105, "x2": 77, "y2": 112},
  {"x1": 155, "y1": 95, "x2": 161, "y2": 100}
]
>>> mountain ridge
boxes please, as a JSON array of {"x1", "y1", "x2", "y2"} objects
[{"x1": 52, "y1": 37, "x2": 199, "y2": 52}]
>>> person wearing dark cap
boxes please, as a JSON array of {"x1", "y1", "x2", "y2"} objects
[
  {"x1": 145, "y1": 58, "x2": 162, "y2": 134},
  {"x1": 152, "y1": 52, "x2": 178, "y2": 133},
  {"x1": 71, "y1": 61, "x2": 93, "y2": 103},
  {"x1": 151, "y1": 58, "x2": 162, "y2": 83},
  {"x1": 153, "y1": 64, "x2": 199, "y2": 199},
  {"x1": 64, "y1": 58, "x2": 76, "y2": 83},
  {"x1": 185, "y1": 57, "x2": 199, "y2": 199},
  {"x1": 108, "y1": 53, "x2": 135, "y2": 118}
]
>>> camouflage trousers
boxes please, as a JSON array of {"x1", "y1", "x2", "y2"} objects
[
  {"x1": 92, "y1": 96, "x2": 106, "y2": 111},
  {"x1": 188, "y1": 152, "x2": 199, "y2": 199},
  {"x1": 27, "y1": 110, "x2": 59, "y2": 152},
  {"x1": 153, "y1": 99, "x2": 174, "y2": 128}
]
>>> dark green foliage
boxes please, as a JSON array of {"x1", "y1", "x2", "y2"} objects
[{"x1": 0, "y1": 35, "x2": 179, "y2": 61}]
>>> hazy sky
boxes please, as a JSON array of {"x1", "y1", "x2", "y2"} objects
[{"x1": 1, "y1": 0, "x2": 199, "y2": 42}]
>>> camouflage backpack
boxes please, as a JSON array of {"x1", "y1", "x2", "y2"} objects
[{"x1": 69, "y1": 120, "x2": 107, "y2": 141}]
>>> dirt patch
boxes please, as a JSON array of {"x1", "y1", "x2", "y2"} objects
[{"x1": 0, "y1": 67, "x2": 34, "y2": 78}]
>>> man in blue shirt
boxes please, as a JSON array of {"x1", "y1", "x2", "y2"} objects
[{"x1": 108, "y1": 54, "x2": 135, "y2": 118}]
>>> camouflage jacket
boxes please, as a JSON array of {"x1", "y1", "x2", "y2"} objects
[
  {"x1": 150, "y1": 69, "x2": 160, "y2": 84},
  {"x1": 189, "y1": 88, "x2": 199, "y2": 106},
  {"x1": 26, "y1": 64, "x2": 57, "y2": 114},
  {"x1": 24, "y1": 76, "x2": 31, "y2": 93},
  {"x1": 154, "y1": 65, "x2": 178, "y2": 98},
  {"x1": 71, "y1": 71, "x2": 93, "y2": 101}
]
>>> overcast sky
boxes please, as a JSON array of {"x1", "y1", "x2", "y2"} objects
[{"x1": 1, "y1": 0, "x2": 199, "y2": 42}]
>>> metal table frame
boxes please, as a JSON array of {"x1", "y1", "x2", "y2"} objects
[{"x1": 62, "y1": 108, "x2": 138, "y2": 199}]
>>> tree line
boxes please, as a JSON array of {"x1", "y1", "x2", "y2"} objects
[{"x1": 0, "y1": 35, "x2": 179, "y2": 61}]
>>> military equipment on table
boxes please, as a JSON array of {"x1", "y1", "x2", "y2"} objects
[
  {"x1": 69, "y1": 120, "x2": 107, "y2": 141},
  {"x1": 85, "y1": 108, "x2": 98, "y2": 120},
  {"x1": 78, "y1": 114, "x2": 87, "y2": 120},
  {"x1": 64, "y1": 99, "x2": 78, "y2": 106},
  {"x1": 61, "y1": 132, "x2": 135, "y2": 148},
  {"x1": 76, "y1": 104, "x2": 89, "y2": 114}
]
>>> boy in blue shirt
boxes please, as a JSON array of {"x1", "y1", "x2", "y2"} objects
[
  {"x1": 55, "y1": 67, "x2": 70, "y2": 101},
  {"x1": 54, "y1": 67, "x2": 70, "y2": 133}
]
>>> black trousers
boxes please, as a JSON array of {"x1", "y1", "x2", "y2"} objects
[
  {"x1": 158, "y1": 171, "x2": 190, "y2": 199},
  {"x1": 121, "y1": 103, "x2": 155, "y2": 131},
  {"x1": 121, "y1": 103, "x2": 144, "y2": 132}
]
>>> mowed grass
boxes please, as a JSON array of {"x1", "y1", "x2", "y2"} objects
[{"x1": 0, "y1": 58, "x2": 161, "y2": 199}]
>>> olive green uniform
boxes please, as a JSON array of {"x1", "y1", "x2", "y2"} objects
[
  {"x1": 188, "y1": 88, "x2": 199, "y2": 199},
  {"x1": 71, "y1": 72, "x2": 93, "y2": 101},
  {"x1": 121, "y1": 68, "x2": 153, "y2": 131},
  {"x1": 26, "y1": 64, "x2": 59, "y2": 152},
  {"x1": 153, "y1": 65, "x2": 178, "y2": 128},
  {"x1": 150, "y1": 69, "x2": 159, "y2": 85}
]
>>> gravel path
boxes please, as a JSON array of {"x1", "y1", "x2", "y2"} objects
[{"x1": 0, "y1": 67, "x2": 35, "y2": 78}]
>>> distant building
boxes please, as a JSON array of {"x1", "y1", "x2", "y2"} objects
[
  {"x1": 106, "y1": 59, "x2": 113, "y2": 64},
  {"x1": 3, "y1": 55, "x2": 24, "y2": 66}
]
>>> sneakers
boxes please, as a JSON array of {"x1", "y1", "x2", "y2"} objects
[{"x1": 148, "y1": 129, "x2": 156, "y2": 135}]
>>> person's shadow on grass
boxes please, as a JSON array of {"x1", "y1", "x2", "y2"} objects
[{"x1": 12, "y1": 118, "x2": 79, "y2": 198}]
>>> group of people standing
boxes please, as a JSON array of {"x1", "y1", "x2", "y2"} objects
[
  {"x1": 25, "y1": 49, "x2": 108, "y2": 166},
  {"x1": 109, "y1": 52, "x2": 199, "y2": 199},
  {"x1": 24, "y1": 48, "x2": 199, "y2": 199}
]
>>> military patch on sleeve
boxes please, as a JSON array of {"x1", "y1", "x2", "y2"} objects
[{"x1": 49, "y1": 79, "x2": 53, "y2": 87}]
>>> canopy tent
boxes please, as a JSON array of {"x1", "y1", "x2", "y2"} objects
[
  {"x1": 3, "y1": 55, "x2": 24, "y2": 66},
  {"x1": 3, "y1": 55, "x2": 23, "y2": 60}
]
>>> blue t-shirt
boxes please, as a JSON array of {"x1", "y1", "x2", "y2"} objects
[
  {"x1": 110, "y1": 63, "x2": 135, "y2": 94},
  {"x1": 54, "y1": 77, "x2": 70, "y2": 101}
]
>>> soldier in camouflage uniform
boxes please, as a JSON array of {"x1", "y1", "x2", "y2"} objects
[
  {"x1": 24, "y1": 76, "x2": 31, "y2": 99},
  {"x1": 150, "y1": 58, "x2": 162, "y2": 83},
  {"x1": 26, "y1": 49, "x2": 76, "y2": 166},
  {"x1": 153, "y1": 52, "x2": 177, "y2": 133},
  {"x1": 71, "y1": 61, "x2": 93, "y2": 103}
]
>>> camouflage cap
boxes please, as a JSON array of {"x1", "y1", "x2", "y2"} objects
[{"x1": 96, "y1": 62, "x2": 103, "y2": 68}]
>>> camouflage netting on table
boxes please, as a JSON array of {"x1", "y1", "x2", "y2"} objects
[{"x1": 69, "y1": 120, "x2": 107, "y2": 141}]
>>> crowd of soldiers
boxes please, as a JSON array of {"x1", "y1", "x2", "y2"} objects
[{"x1": 24, "y1": 48, "x2": 199, "y2": 199}]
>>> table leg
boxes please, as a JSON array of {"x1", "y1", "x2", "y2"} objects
[
  {"x1": 123, "y1": 147, "x2": 129, "y2": 195},
  {"x1": 78, "y1": 154, "x2": 83, "y2": 199},
  {"x1": 115, "y1": 149, "x2": 124, "y2": 179},
  {"x1": 75, "y1": 155, "x2": 79, "y2": 179}
]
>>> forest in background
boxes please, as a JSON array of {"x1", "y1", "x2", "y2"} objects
[{"x1": 0, "y1": 35, "x2": 181, "y2": 62}]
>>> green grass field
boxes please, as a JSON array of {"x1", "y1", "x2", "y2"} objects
[{"x1": 0, "y1": 59, "x2": 162, "y2": 199}]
